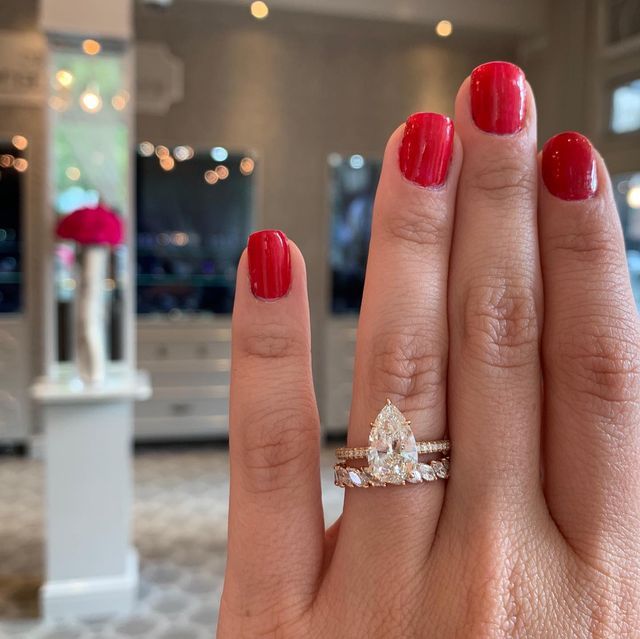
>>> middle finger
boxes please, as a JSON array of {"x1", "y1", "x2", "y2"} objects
[{"x1": 446, "y1": 61, "x2": 543, "y2": 521}]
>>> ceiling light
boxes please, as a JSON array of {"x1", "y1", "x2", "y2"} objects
[
  {"x1": 435, "y1": 20, "x2": 453, "y2": 37},
  {"x1": 251, "y1": 1, "x2": 269, "y2": 20}
]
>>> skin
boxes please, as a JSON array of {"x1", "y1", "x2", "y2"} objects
[{"x1": 217, "y1": 72, "x2": 640, "y2": 638}]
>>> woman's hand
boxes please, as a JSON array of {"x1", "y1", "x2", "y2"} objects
[{"x1": 218, "y1": 61, "x2": 640, "y2": 638}]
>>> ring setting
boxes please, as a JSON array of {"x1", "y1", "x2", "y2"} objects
[{"x1": 334, "y1": 399, "x2": 450, "y2": 488}]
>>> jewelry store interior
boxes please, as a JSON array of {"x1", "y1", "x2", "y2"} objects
[{"x1": 0, "y1": 0, "x2": 639, "y2": 636}]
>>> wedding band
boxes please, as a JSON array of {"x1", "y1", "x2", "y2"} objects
[
  {"x1": 336, "y1": 439, "x2": 450, "y2": 461},
  {"x1": 333, "y1": 399, "x2": 451, "y2": 488}
]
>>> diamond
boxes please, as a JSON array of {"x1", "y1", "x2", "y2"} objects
[
  {"x1": 432, "y1": 460, "x2": 447, "y2": 479},
  {"x1": 335, "y1": 465, "x2": 352, "y2": 487},
  {"x1": 406, "y1": 468, "x2": 423, "y2": 483},
  {"x1": 367, "y1": 400, "x2": 418, "y2": 484},
  {"x1": 348, "y1": 469, "x2": 368, "y2": 487},
  {"x1": 418, "y1": 462, "x2": 436, "y2": 481}
]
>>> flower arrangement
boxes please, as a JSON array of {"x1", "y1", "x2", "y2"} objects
[
  {"x1": 56, "y1": 205, "x2": 124, "y2": 246},
  {"x1": 55, "y1": 205, "x2": 125, "y2": 385}
]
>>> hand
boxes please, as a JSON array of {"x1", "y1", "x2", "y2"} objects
[{"x1": 218, "y1": 61, "x2": 640, "y2": 638}]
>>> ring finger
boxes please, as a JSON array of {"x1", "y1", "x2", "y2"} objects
[{"x1": 329, "y1": 112, "x2": 462, "y2": 578}]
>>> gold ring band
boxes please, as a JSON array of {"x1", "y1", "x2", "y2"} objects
[{"x1": 336, "y1": 439, "x2": 450, "y2": 462}]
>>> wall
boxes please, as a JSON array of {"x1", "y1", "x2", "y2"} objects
[{"x1": 135, "y1": 1, "x2": 516, "y2": 399}]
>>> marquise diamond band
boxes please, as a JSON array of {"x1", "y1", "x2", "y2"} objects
[{"x1": 334, "y1": 399, "x2": 451, "y2": 488}]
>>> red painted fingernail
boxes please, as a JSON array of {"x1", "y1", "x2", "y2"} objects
[
  {"x1": 542, "y1": 131, "x2": 597, "y2": 201},
  {"x1": 399, "y1": 112, "x2": 454, "y2": 187},
  {"x1": 247, "y1": 230, "x2": 291, "y2": 300},
  {"x1": 470, "y1": 61, "x2": 526, "y2": 134}
]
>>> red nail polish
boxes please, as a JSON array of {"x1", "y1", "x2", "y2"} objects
[
  {"x1": 399, "y1": 112, "x2": 454, "y2": 187},
  {"x1": 470, "y1": 61, "x2": 526, "y2": 134},
  {"x1": 542, "y1": 131, "x2": 597, "y2": 201},
  {"x1": 247, "y1": 230, "x2": 291, "y2": 300}
]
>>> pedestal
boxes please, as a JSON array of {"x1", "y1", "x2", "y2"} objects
[{"x1": 32, "y1": 365, "x2": 151, "y2": 621}]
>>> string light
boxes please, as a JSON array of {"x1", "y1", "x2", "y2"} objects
[
  {"x1": 80, "y1": 86, "x2": 103, "y2": 113},
  {"x1": 82, "y1": 39, "x2": 101, "y2": 55},
  {"x1": 13, "y1": 158, "x2": 28, "y2": 172},
  {"x1": 160, "y1": 156, "x2": 175, "y2": 171},
  {"x1": 55, "y1": 69, "x2": 74, "y2": 88},
  {"x1": 111, "y1": 91, "x2": 129, "y2": 111},
  {"x1": 139, "y1": 142, "x2": 155, "y2": 157},
  {"x1": 11, "y1": 135, "x2": 28, "y2": 151},
  {"x1": 174, "y1": 145, "x2": 194, "y2": 161},
  {"x1": 215, "y1": 165, "x2": 230, "y2": 180},
  {"x1": 66, "y1": 166, "x2": 81, "y2": 181},
  {"x1": 204, "y1": 170, "x2": 219, "y2": 184},
  {"x1": 239, "y1": 157, "x2": 255, "y2": 175},
  {"x1": 211, "y1": 146, "x2": 228, "y2": 162}
]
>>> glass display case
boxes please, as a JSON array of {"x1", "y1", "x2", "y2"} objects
[
  {"x1": 135, "y1": 148, "x2": 256, "y2": 315},
  {"x1": 329, "y1": 154, "x2": 380, "y2": 314},
  {"x1": 0, "y1": 142, "x2": 25, "y2": 314}
]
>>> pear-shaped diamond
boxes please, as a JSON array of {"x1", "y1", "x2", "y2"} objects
[{"x1": 367, "y1": 400, "x2": 418, "y2": 484}]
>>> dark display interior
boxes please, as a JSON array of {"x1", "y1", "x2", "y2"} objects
[
  {"x1": 0, "y1": 144, "x2": 23, "y2": 314},
  {"x1": 136, "y1": 151, "x2": 254, "y2": 315},
  {"x1": 329, "y1": 157, "x2": 380, "y2": 314}
]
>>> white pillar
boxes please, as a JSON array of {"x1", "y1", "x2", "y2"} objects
[{"x1": 33, "y1": 371, "x2": 150, "y2": 620}]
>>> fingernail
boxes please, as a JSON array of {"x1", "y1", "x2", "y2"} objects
[
  {"x1": 247, "y1": 230, "x2": 291, "y2": 300},
  {"x1": 470, "y1": 61, "x2": 526, "y2": 134},
  {"x1": 542, "y1": 132, "x2": 597, "y2": 201},
  {"x1": 399, "y1": 112, "x2": 454, "y2": 187}
]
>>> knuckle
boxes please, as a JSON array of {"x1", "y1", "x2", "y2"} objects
[
  {"x1": 238, "y1": 321, "x2": 309, "y2": 361},
  {"x1": 461, "y1": 274, "x2": 539, "y2": 370},
  {"x1": 381, "y1": 192, "x2": 449, "y2": 250},
  {"x1": 369, "y1": 328, "x2": 446, "y2": 409},
  {"x1": 553, "y1": 320, "x2": 640, "y2": 413},
  {"x1": 467, "y1": 157, "x2": 536, "y2": 205},
  {"x1": 545, "y1": 214, "x2": 622, "y2": 265},
  {"x1": 240, "y1": 400, "x2": 318, "y2": 495}
]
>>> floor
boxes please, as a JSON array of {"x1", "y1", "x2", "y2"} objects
[{"x1": 0, "y1": 446, "x2": 344, "y2": 639}]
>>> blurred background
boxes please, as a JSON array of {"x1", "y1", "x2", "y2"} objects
[{"x1": 0, "y1": 0, "x2": 639, "y2": 636}]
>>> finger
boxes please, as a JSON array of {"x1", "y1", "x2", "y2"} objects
[
  {"x1": 539, "y1": 133, "x2": 640, "y2": 556},
  {"x1": 220, "y1": 231, "x2": 323, "y2": 633},
  {"x1": 333, "y1": 113, "x2": 461, "y2": 564},
  {"x1": 446, "y1": 62, "x2": 543, "y2": 514}
]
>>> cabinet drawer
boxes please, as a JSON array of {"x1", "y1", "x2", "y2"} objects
[
  {"x1": 135, "y1": 396, "x2": 228, "y2": 419},
  {"x1": 138, "y1": 340, "x2": 231, "y2": 362}
]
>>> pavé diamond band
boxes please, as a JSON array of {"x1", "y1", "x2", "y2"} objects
[
  {"x1": 334, "y1": 399, "x2": 451, "y2": 488},
  {"x1": 335, "y1": 439, "x2": 450, "y2": 461}
]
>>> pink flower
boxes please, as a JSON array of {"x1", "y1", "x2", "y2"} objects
[{"x1": 56, "y1": 205, "x2": 125, "y2": 246}]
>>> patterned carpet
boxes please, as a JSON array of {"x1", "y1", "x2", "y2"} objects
[{"x1": 0, "y1": 446, "x2": 344, "y2": 638}]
